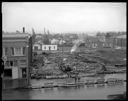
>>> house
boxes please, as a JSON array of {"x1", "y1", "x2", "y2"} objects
[
  {"x1": 85, "y1": 36, "x2": 99, "y2": 49},
  {"x1": 115, "y1": 35, "x2": 126, "y2": 49},
  {"x1": 33, "y1": 42, "x2": 42, "y2": 51},
  {"x1": 42, "y1": 45, "x2": 58, "y2": 52},
  {"x1": 2, "y1": 30, "x2": 32, "y2": 89},
  {"x1": 33, "y1": 42, "x2": 58, "y2": 54}
]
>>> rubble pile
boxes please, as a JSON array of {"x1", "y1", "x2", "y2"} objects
[{"x1": 31, "y1": 49, "x2": 126, "y2": 79}]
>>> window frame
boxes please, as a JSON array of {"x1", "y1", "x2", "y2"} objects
[{"x1": 13, "y1": 47, "x2": 24, "y2": 56}]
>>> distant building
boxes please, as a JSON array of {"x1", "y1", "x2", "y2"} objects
[
  {"x1": 51, "y1": 39, "x2": 59, "y2": 45},
  {"x1": 42, "y1": 45, "x2": 58, "y2": 52},
  {"x1": 33, "y1": 43, "x2": 42, "y2": 51},
  {"x1": 2, "y1": 31, "x2": 32, "y2": 89},
  {"x1": 33, "y1": 42, "x2": 58, "y2": 54},
  {"x1": 115, "y1": 35, "x2": 126, "y2": 49}
]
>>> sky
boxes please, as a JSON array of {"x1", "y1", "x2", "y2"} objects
[{"x1": 2, "y1": 2, "x2": 126, "y2": 34}]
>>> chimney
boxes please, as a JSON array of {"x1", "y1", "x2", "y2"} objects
[{"x1": 23, "y1": 27, "x2": 25, "y2": 33}]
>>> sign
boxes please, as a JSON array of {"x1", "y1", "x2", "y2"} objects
[{"x1": 2, "y1": 56, "x2": 7, "y2": 65}]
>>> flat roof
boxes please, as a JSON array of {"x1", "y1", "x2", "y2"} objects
[{"x1": 2, "y1": 33, "x2": 31, "y2": 38}]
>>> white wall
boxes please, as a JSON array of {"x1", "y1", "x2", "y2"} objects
[
  {"x1": 12, "y1": 67, "x2": 18, "y2": 79},
  {"x1": 42, "y1": 45, "x2": 57, "y2": 51},
  {"x1": 33, "y1": 44, "x2": 41, "y2": 50}
]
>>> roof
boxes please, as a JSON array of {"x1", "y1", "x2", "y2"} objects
[{"x1": 2, "y1": 33, "x2": 31, "y2": 38}]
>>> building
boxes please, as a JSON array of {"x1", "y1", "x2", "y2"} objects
[
  {"x1": 2, "y1": 31, "x2": 32, "y2": 89},
  {"x1": 115, "y1": 35, "x2": 126, "y2": 49},
  {"x1": 42, "y1": 45, "x2": 58, "y2": 52},
  {"x1": 33, "y1": 42, "x2": 42, "y2": 51},
  {"x1": 33, "y1": 42, "x2": 58, "y2": 54}
]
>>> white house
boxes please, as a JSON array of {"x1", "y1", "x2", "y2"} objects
[
  {"x1": 33, "y1": 43, "x2": 42, "y2": 50},
  {"x1": 42, "y1": 45, "x2": 58, "y2": 51}
]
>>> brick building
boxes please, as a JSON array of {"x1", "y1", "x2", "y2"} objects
[{"x1": 2, "y1": 32, "x2": 32, "y2": 89}]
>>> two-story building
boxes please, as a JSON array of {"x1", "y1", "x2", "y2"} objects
[{"x1": 2, "y1": 32, "x2": 32, "y2": 89}]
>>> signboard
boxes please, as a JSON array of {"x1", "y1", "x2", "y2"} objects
[{"x1": 2, "y1": 56, "x2": 7, "y2": 65}]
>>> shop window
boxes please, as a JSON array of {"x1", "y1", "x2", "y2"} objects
[{"x1": 4, "y1": 69, "x2": 12, "y2": 77}]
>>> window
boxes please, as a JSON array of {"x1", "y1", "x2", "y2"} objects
[
  {"x1": 22, "y1": 68, "x2": 27, "y2": 78},
  {"x1": 49, "y1": 46, "x2": 51, "y2": 50},
  {"x1": 14, "y1": 47, "x2": 23, "y2": 56},
  {"x1": 5, "y1": 61, "x2": 10, "y2": 66},
  {"x1": 20, "y1": 60, "x2": 26, "y2": 63},
  {"x1": 23, "y1": 47, "x2": 26, "y2": 55},
  {"x1": 5, "y1": 47, "x2": 8, "y2": 56},
  {"x1": 44, "y1": 46, "x2": 46, "y2": 50},
  {"x1": 10, "y1": 61, "x2": 13, "y2": 66},
  {"x1": 4, "y1": 69, "x2": 12, "y2": 77},
  {"x1": 20, "y1": 60, "x2": 26, "y2": 64},
  {"x1": 5, "y1": 60, "x2": 17, "y2": 67},
  {"x1": 34, "y1": 46, "x2": 38, "y2": 50},
  {"x1": 14, "y1": 60, "x2": 18, "y2": 66},
  {"x1": 2, "y1": 48, "x2": 5, "y2": 56},
  {"x1": 11, "y1": 47, "x2": 14, "y2": 55}
]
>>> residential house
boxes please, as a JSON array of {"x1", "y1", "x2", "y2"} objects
[
  {"x1": 42, "y1": 45, "x2": 58, "y2": 53},
  {"x1": 115, "y1": 34, "x2": 126, "y2": 49}
]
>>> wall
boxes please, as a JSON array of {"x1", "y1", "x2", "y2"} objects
[{"x1": 42, "y1": 45, "x2": 58, "y2": 51}]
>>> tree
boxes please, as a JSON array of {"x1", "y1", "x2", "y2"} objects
[{"x1": 42, "y1": 34, "x2": 51, "y2": 44}]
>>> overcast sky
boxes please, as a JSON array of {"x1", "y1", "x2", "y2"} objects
[{"x1": 2, "y1": 2, "x2": 126, "y2": 34}]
